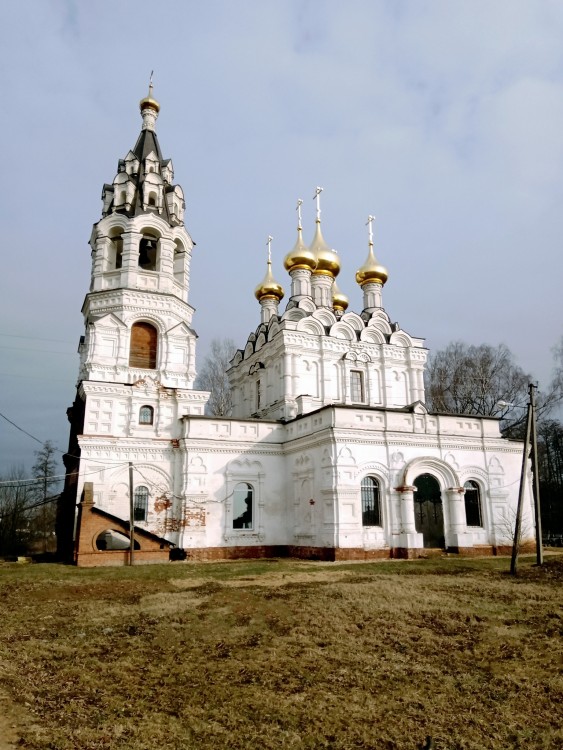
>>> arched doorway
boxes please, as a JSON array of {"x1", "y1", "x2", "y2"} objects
[{"x1": 414, "y1": 473, "x2": 445, "y2": 548}]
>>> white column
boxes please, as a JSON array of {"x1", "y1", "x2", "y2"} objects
[
  {"x1": 283, "y1": 353, "x2": 293, "y2": 399},
  {"x1": 122, "y1": 230, "x2": 142, "y2": 288},
  {"x1": 446, "y1": 487, "x2": 473, "y2": 550},
  {"x1": 159, "y1": 237, "x2": 175, "y2": 292},
  {"x1": 91, "y1": 237, "x2": 110, "y2": 291},
  {"x1": 394, "y1": 485, "x2": 424, "y2": 552}
]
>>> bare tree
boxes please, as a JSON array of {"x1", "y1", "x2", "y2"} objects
[
  {"x1": 426, "y1": 342, "x2": 528, "y2": 416},
  {"x1": 551, "y1": 335, "x2": 563, "y2": 397},
  {"x1": 537, "y1": 419, "x2": 563, "y2": 539},
  {"x1": 0, "y1": 467, "x2": 33, "y2": 557},
  {"x1": 194, "y1": 338, "x2": 237, "y2": 416},
  {"x1": 31, "y1": 441, "x2": 60, "y2": 554},
  {"x1": 425, "y1": 341, "x2": 561, "y2": 436}
]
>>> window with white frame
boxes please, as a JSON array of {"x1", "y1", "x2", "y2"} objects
[
  {"x1": 350, "y1": 370, "x2": 365, "y2": 403},
  {"x1": 139, "y1": 405, "x2": 154, "y2": 425},
  {"x1": 464, "y1": 480, "x2": 483, "y2": 527},
  {"x1": 361, "y1": 476, "x2": 381, "y2": 526},
  {"x1": 133, "y1": 485, "x2": 149, "y2": 522},
  {"x1": 232, "y1": 482, "x2": 253, "y2": 529}
]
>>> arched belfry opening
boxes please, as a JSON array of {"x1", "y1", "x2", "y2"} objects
[
  {"x1": 129, "y1": 322, "x2": 158, "y2": 369},
  {"x1": 108, "y1": 228, "x2": 123, "y2": 270},
  {"x1": 138, "y1": 230, "x2": 159, "y2": 271},
  {"x1": 414, "y1": 473, "x2": 445, "y2": 548},
  {"x1": 174, "y1": 239, "x2": 185, "y2": 284}
]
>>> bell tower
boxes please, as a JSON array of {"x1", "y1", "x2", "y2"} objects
[{"x1": 57, "y1": 84, "x2": 208, "y2": 561}]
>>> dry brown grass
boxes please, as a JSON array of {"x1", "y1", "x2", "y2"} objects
[{"x1": 0, "y1": 555, "x2": 562, "y2": 750}]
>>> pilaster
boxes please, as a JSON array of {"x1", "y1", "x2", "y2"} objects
[
  {"x1": 394, "y1": 485, "x2": 424, "y2": 549},
  {"x1": 121, "y1": 230, "x2": 142, "y2": 288},
  {"x1": 446, "y1": 487, "x2": 473, "y2": 548}
]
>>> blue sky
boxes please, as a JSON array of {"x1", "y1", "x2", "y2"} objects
[{"x1": 1, "y1": 0, "x2": 562, "y2": 474}]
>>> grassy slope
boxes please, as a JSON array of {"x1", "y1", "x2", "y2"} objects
[{"x1": 0, "y1": 556, "x2": 562, "y2": 750}]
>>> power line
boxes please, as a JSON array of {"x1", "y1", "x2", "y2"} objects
[
  {"x1": 0, "y1": 490, "x2": 64, "y2": 521},
  {"x1": 0, "y1": 411, "x2": 75, "y2": 463},
  {"x1": 0, "y1": 332, "x2": 76, "y2": 345},
  {"x1": 0, "y1": 460, "x2": 131, "y2": 488},
  {"x1": 0, "y1": 345, "x2": 75, "y2": 355},
  {"x1": 0, "y1": 411, "x2": 45, "y2": 446},
  {"x1": 0, "y1": 372, "x2": 74, "y2": 382}
]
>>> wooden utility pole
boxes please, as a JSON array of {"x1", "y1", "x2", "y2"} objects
[
  {"x1": 529, "y1": 385, "x2": 543, "y2": 566},
  {"x1": 510, "y1": 383, "x2": 544, "y2": 575},
  {"x1": 128, "y1": 462, "x2": 134, "y2": 566},
  {"x1": 510, "y1": 394, "x2": 532, "y2": 576}
]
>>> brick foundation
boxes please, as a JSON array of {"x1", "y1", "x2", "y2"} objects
[
  {"x1": 287, "y1": 546, "x2": 336, "y2": 561},
  {"x1": 185, "y1": 546, "x2": 287, "y2": 562},
  {"x1": 334, "y1": 548, "x2": 394, "y2": 561},
  {"x1": 76, "y1": 549, "x2": 171, "y2": 567}
]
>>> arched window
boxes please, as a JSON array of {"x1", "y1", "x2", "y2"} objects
[
  {"x1": 138, "y1": 232, "x2": 158, "y2": 270},
  {"x1": 361, "y1": 476, "x2": 381, "y2": 526},
  {"x1": 350, "y1": 370, "x2": 365, "y2": 403},
  {"x1": 256, "y1": 380, "x2": 262, "y2": 410},
  {"x1": 133, "y1": 486, "x2": 149, "y2": 522},
  {"x1": 139, "y1": 405, "x2": 154, "y2": 425},
  {"x1": 464, "y1": 480, "x2": 483, "y2": 527},
  {"x1": 233, "y1": 482, "x2": 253, "y2": 529},
  {"x1": 129, "y1": 322, "x2": 157, "y2": 369},
  {"x1": 148, "y1": 192, "x2": 157, "y2": 207}
]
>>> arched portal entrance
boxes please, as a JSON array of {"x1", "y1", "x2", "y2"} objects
[{"x1": 414, "y1": 474, "x2": 445, "y2": 548}]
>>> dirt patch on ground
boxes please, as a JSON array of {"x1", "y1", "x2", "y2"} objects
[
  {"x1": 0, "y1": 686, "x2": 29, "y2": 750},
  {"x1": 169, "y1": 569, "x2": 356, "y2": 590}
]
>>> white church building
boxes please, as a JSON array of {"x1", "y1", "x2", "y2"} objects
[{"x1": 59, "y1": 87, "x2": 534, "y2": 564}]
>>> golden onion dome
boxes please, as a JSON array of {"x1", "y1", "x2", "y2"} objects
[
  {"x1": 139, "y1": 81, "x2": 160, "y2": 114},
  {"x1": 332, "y1": 281, "x2": 349, "y2": 313},
  {"x1": 283, "y1": 226, "x2": 317, "y2": 273},
  {"x1": 254, "y1": 261, "x2": 284, "y2": 302},
  {"x1": 310, "y1": 220, "x2": 340, "y2": 278},
  {"x1": 355, "y1": 244, "x2": 388, "y2": 287}
]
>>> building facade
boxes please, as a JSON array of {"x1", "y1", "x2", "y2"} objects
[{"x1": 58, "y1": 89, "x2": 534, "y2": 564}]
